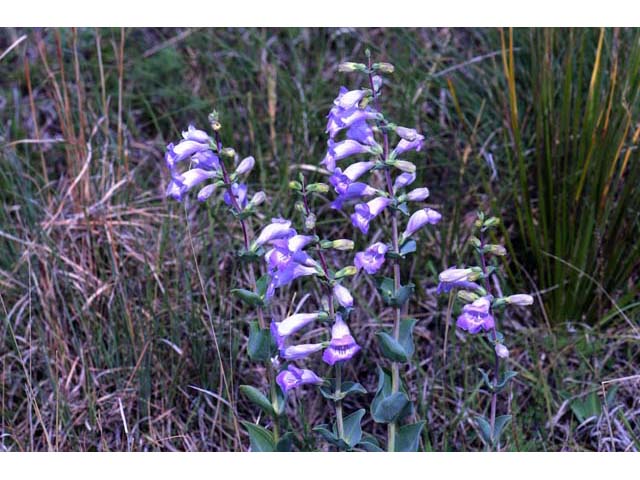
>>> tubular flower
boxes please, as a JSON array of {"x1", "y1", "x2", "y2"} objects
[
  {"x1": 253, "y1": 219, "x2": 295, "y2": 249},
  {"x1": 276, "y1": 365, "x2": 323, "y2": 393},
  {"x1": 354, "y1": 242, "x2": 388, "y2": 274},
  {"x1": 456, "y1": 296, "x2": 495, "y2": 334},
  {"x1": 270, "y1": 312, "x2": 324, "y2": 348},
  {"x1": 436, "y1": 267, "x2": 481, "y2": 294},
  {"x1": 322, "y1": 314, "x2": 361, "y2": 365},
  {"x1": 321, "y1": 139, "x2": 376, "y2": 172},
  {"x1": 400, "y1": 208, "x2": 442, "y2": 241},
  {"x1": 280, "y1": 343, "x2": 325, "y2": 361},
  {"x1": 351, "y1": 197, "x2": 392, "y2": 234},
  {"x1": 333, "y1": 283, "x2": 354, "y2": 308},
  {"x1": 223, "y1": 182, "x2": 248, "y2": 209}
]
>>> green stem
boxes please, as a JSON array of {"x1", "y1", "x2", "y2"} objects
[
  {"x1": 216, "y1": 131, "x2": 279, "y2": 442},
  {"x1": 335, "y1": 363, "x2": 344, "y2": 440}
]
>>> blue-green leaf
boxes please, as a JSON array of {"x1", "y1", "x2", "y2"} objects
[
  {"x1": 475, "y1": 416, "x2": 492, "y2": 446},
  {"x1": 248, "y1": 321, "x2": 272, "y2": 361},
  {"x1": 232, "y1": 288, "x2": 264, "y2": 307},
  {"x1": 493, "y1": 415, "x2": 512, "y2": 445},
  {"x1": 319, "y1": 381, "x2": 367, "y2": 401},
  {"x1": 239, "y1": 385, "x2": 274, "y2": 416},
  {"x1": 395, "y1": 421, "x2": 425, "y2": 452},
  {"x1": 376, "y1": 331, "x2": 409, "y2": 362},
  {"x1": 342, "y1": 409, "x2": 365, "y2": 448},
  {"x1": 276, "y1": 432, "x2": 294, "y2": 452},
  {"x1": 242, "y1": 422, "x2": 275, "y2": 452}
]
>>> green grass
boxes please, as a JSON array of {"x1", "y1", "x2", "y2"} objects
[{"x1": 1, "y1": 27, "x2": 639, "y2": 451}]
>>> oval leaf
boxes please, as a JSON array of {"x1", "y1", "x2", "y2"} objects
[
  {"x1": 239, "y1": 385, "x2": 274, "y2": 416},
  {"x1": 241, "y1": 421, "x2": 275, "y2": 452}
]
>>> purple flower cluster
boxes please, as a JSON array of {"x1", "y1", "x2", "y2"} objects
[
  {"x1": 273, "y1": 311, "x2": 361, "y2": 393},
  {"x1": 255, "y1": 219, "x2": 324, "y2": 300},
  {"x1": 321, "y1": 86, "x2": 441, "y2": 241},
  {"x1": 164, "y1": 124, "x2": 258, "y2": 207}
]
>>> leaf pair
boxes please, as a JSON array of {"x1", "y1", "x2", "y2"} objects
[
  {"x1": 376, "y1": 318, "x2": 417, "y2": 362},
  {"x1": 375, "y1": 277, "x2": 415, "y2": 307}
]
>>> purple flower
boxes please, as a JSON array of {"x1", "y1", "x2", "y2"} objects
[
  {"x1": 393, "y1": 172, "x2": 416, "y2": 192},
  {"x1": 354, "y1": 242, "x2": 388, "y2": 274},
  {"x1": 392, "y1": 133, "x2": 425, "y2": 157},
  {"x1": 280, "y1": 343, "x2": 324, "y2": 360},
  {"x1": 346, "y1": 121, "x2": 376, "y2": 146},
  {"x1": 165, "y1": 140, "x2": 210, "y2": 170},
  {"x1": 192, "y1": 150, "x2": 220, "y2": 170},
  {"x1": 334, "y1": 87, "x2": 367, "y2": 109},
  {"x1": 327, "y1": 107, "x2": 379, "y2": 139},
  {"x1": 456, "y1": 296, "x2": 495, "y2": 334},
  {"x1": 400, "y1": 208, "x2": 442, "y2": 241},
  {"x1": 351, "y1": 197, "x2": 392, "y2": 234},
  {"x1": 253, "y1": 219, "x2": 295, "y2": 248},
  {"x1": 437, "y1": 267, "x2": 480, "y2": 294},
  {"x1": 406, "y1": 187, "x2": 430, "y2": 202},
  {"x1": 223, "y1": 182, "x2": 248, "y2": 209},
  {"x1": 395, "y1": 126, "x2": 420, "y2": 141},
  {"x1": 266, "y1": 263, "x2": 319, "y2": 300},
  {"x1": 276, "y1": 365, "x2": 323, "y2": 393},
  {"x1": 197, "y1": 183, "x2": 217, "y2": 202},
  {"x1": 265, "y1": 240, "x2": 315, "y2": 273},
  {"x1": 321, "y1": 139, "x2": 374, "y2": 172},
  {"x1": 182, "y1": 124, "x2": 210, "y2": 143},
  {"x1": 235, "y1": 156, "x2": 255, "y2": 175},
  {"x1": 166, "y1": 168, "x2": 217, "y2": 201},
  {"x1": 333, "y1": 283, "x2": 354, "y2": 308},
  {"x1": 287, "y1": 234, "x2": 316, "y2": 252},
  {"x1": 270, "y1": 312, "x2": 324, "y2": 348},
  {"x1": 322, "y1": 315, "x2": 361, "y2": 365}
]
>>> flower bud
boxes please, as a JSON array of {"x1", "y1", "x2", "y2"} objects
[
  {"x1": 485, "y1": 244, "x2": 507, "y2": 256},
  {"x1": 506, "y1": 294, "x2": 534, "y2": 306},
  {"x1": 331, "y1": 239, "x2": 355, "y2": 251},
  {"x1": 235, "y1": 156, "x2": 255, "y2": 175},
  {"x1": 306, "y1": 182, "x2": 330, "y2": 193},
  {"x1": 221, "y1": 147, "x2": 235, "y2": 158},
  {"x1": 338, "y1": 62, "x2": 366, "y2": 72},
  {"x1": 372, "y1": 75, "x2": 383, "y2": 93},
  {"x1": 393, "y1": 160, "x2": 416, "y2": 173},
  {"x1": 395, "y1": 126, "x2": 419, "y2": 141},
  {"x1": 483, "y1": 216, "x2": 500, "y2": 228},
  {"x1": 248, "y1": 191, "x2": 266, "y2": 207},
  {"x1": 457, "y1": 290, "x2": 480, "y2": 303},
  {"x1": 208, "y1": 111, "x2": 221, "y2": 131},
  {"x1": 289, "y1": 180, "x2": 302, "y2": 191},
  {"x1": 295, "y1": 201, "x2": 306, "y2": 213},
  {"x1": 304, "y1": 213, "x2": 316, "y2": 231},
  {"x1": 495, "y1": 343, "x2": 509, "y2": 359},
  {"x1": 406, "y1": 187, "x2": 430, "y2": 202},
  {"x1": 469, "y1": 236, "x2": 482, "y2": 248},
  {"x1": 335, "y1": 265, "x2": 357, "y2": 279},
  {"x1": 373, "y1": 62, "x2": 395, "y2": 73},
  {"x1": 439, "y1": 268, "x2": 473, "y2": 283}
]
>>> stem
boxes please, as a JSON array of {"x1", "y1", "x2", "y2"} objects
[
  {"x1": 385, "y1": 168, "x2": 401, "y2": 453},
  {"x1": 370, "y1": 63, "x2": 401, "y2": 452},
  {"x1": 479, "y1": 231, "x2": 499, "y2": 449},
  {"x1": 301, "y1": 181, "x2": 345, "y2": 443},
  {"x1": 216, "y1": 131, "x2": 279, "y2": 442},
  {"x1": 335, "y1": 363, "x2": 344, "y2": 440}
]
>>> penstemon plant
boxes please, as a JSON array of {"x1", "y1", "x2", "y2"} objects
[
  {"x1": 321, "y1": 52, "x2": 442, "y2": 451},
  {"x1": 164, "y1": 113, "x2": 288, "y2": 451},
  {"x1": 266, "y1": 173, "x2": 368, "y2": 451},
  {"x1": 437, "y1": 212, "x2": 533, "y2": 450}
]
